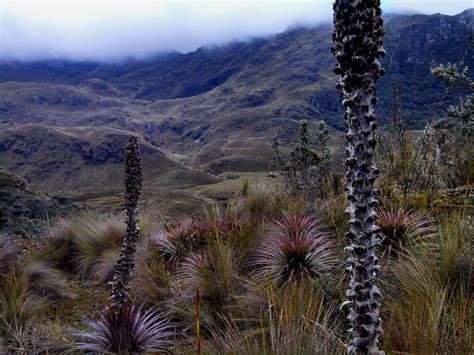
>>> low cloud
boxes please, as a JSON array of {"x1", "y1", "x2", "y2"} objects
[{"x1": 0, "y1": 0, "x2": 471, "y2": 62}]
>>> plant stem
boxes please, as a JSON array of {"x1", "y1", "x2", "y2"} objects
[{"x1": 332, "y1": 0, "x2": 385, "y2": 353}]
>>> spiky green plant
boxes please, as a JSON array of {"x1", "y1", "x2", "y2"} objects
[
  {"x1": 332, "y1": 0, "x2": 386, "y2": 353},
  {"x1": 109, "y1": 135, "x2": 143, "y2": 309}
]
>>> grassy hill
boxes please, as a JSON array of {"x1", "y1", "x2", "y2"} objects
[{"x1": 0, "y1": 169, "x2": 76, "y2": 238}]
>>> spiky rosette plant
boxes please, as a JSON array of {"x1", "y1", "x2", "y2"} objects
[
  {"x1": 75, "y1": 304, "x2": 175, "y2": 353},
  {"x1": 218, "y1": 216, "x2": 244, "y2": 240},
  {"x1": 153, "y1": 219, "x2": 210, "y2": 265},
  {"x1": 109, "y1": 135, "x2": 143, "y2": 309},
  {"x1": 253, "y1": 213, "x2": 336, "y2": 286},
  {"x1": 378, "y1": 207, "x2": 436, "y2": 257},
  {"x1": 332, "y1": 0, "x2": 386, "y2": 353}
]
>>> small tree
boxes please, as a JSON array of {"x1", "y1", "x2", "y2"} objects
[
  {"x1": 273, "y1": 121, "x2": 332, "y2": 200},
  {"x1": 432, "y1": 63, "x2": 473, "y2": 139},
  {"x1": 431, "y1": 63, "x2": 474, "y2": 186},
  {"x1": 291, "y1": 121, "x2": 320, "y2": 193},
  {"x1": 377, "y1": 82, "x2": 433, "y2": 204},
  {"x1": 317, "y1": 121, "x2": 331, "y2": 164},
  {"x1": 333, "y1": 0, "x2": 385, "y2": 353}
]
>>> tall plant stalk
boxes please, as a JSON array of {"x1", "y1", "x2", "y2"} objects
[
  {"x1": 109, "y1": 135, "x2": 143, "y2": 310},
  {"x1": 332, "y1": 0, "x2": 385, "y2": 353}
]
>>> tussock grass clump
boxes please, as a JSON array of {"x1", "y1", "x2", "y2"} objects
[
  {"x1": 235, "y1": 184, "x2": 307, "y2": 220},
  {"x1": 217, "y1": 215, "x2": 244, "y2": 240},
  {"x1": 320, "y1": 193, "x2": 348, "y2": 238},
  {"x1": 95, "y1": 248, "x2": 121, "y2": 284},
  {"x1": 40, "y1": 213, "x2": 153, "y2": 280},
  {"x1": 136, "y1": 249, "x2": 173, "y2": 307},
  {"x1": 153, "y1": 219, "x2": 211, "y2": 265},
  {"x1": 216, "y1": 213, "x2": 262, "y2": 270},
  {"x1": 172, "y1": 242, "x2": 241, "y2": 330},
  {"x1": 437, "y1": 213, "x2": 473, "y2": 296},
  {"x1": 0, "y1": 246, "x2": 21, "y2": 277},
  {"x1": 253, "y1": 213, "x2": 338, "y2": 286},
  {"x1": 381, "y1": 212, "x2": 472, "y2": 353},
  {"x1": 23, "y1": 260, "x2": 66, "y2": 302},
  {"x1": 205, "y1": 281, "x2": 344, "y2": 354},
  {"x1": 0, "y1": 270, "x2": 44, "y2": 342},
  {"x1": 0, "y1": 253, "x2": 67, "y2": 349}
]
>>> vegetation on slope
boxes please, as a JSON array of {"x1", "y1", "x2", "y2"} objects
[{"x1": 0, "y1": 178, "x2": 471, "y2": 353}]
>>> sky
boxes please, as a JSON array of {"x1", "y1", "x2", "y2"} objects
[{"x1": 0, "y1": 0, "x2": 472, "y2": 62}]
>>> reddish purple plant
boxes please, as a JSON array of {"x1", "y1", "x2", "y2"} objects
[
  {"x1": 75, "y1": 304, "x2": 175, "y2": 353},
  {"x1": 154, "y1": 219, "x2": 210, "y2": 264},
  {"x1": 253, "y1": 213, "x2": 337, "y2": 285},
  {"x1": 378, "y1": 207, "x2": 436, "y2": 256},
  {"x1": 218, "y1": 216, "x2": 244, "y2": 239}
]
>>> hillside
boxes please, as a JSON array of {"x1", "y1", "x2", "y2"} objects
[
  {"x1": 0, "y1": 10, "x2": 472, "y2": 199},
  {"x1": 0, "y1": 169, "x2": 76, "y2": 238}
]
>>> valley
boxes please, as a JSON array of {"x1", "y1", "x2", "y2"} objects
[{"x1": 0, "y1": 9, "x2": 472, "y2": 231}]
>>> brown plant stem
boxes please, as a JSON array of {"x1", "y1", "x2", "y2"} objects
[
  {"x1": 109, "y1": 135, "x2": 143, "y2": 310},
  {"x1": 195, "y1": 287, "x2": 202, "y2": 355}
]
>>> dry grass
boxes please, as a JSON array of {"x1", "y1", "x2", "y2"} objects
[
  {"x1": 38, "y1": 212, "x2": 154, "y2": 280},
  {"x1": 381, "y1": 212, "x2": 473, "y2": 353},
  {"x1": 1, "y1": 176, "x2": 472, "y2": 353},
  {"x1": 0, "y1": 256, "x2": 67, "y2": 350}
]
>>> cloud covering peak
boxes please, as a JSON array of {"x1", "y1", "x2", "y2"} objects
[{"x1": 1, "y1": 0, "x2": 472, "y2": 62}]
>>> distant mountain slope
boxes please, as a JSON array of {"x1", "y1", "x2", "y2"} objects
[
  {"x1": 0, "y1": 169, "x2": 76, "y2": 237},
  {"x1": 0, "y1": 10, "x2": 472, "y2": 193},
  {"x1": 1, "y1": 10, "x2": 472, "y2": 128},
  {"x1": 0, "y1": 124, "x2": 217, "y2": 193}
]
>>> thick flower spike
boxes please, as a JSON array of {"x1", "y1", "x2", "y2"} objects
[
  {"x1": 109, "y1": 135, "x2": 143, "y2": 310},
  {"x1": 332, "y1": 0, "x2": 385, "y2": 353}
]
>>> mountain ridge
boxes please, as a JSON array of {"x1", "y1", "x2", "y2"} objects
[{"x1": 0, "y1": 10, "x2": 472, "y2": 200}]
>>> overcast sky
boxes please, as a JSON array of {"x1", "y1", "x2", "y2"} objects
[{"x1": 0, "y1": 0, "x2": 472, "y2": 62}]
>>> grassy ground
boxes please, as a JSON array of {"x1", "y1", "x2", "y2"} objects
[{"x1": 0, "y1": 179, "x2": 471, "y2": 353}]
